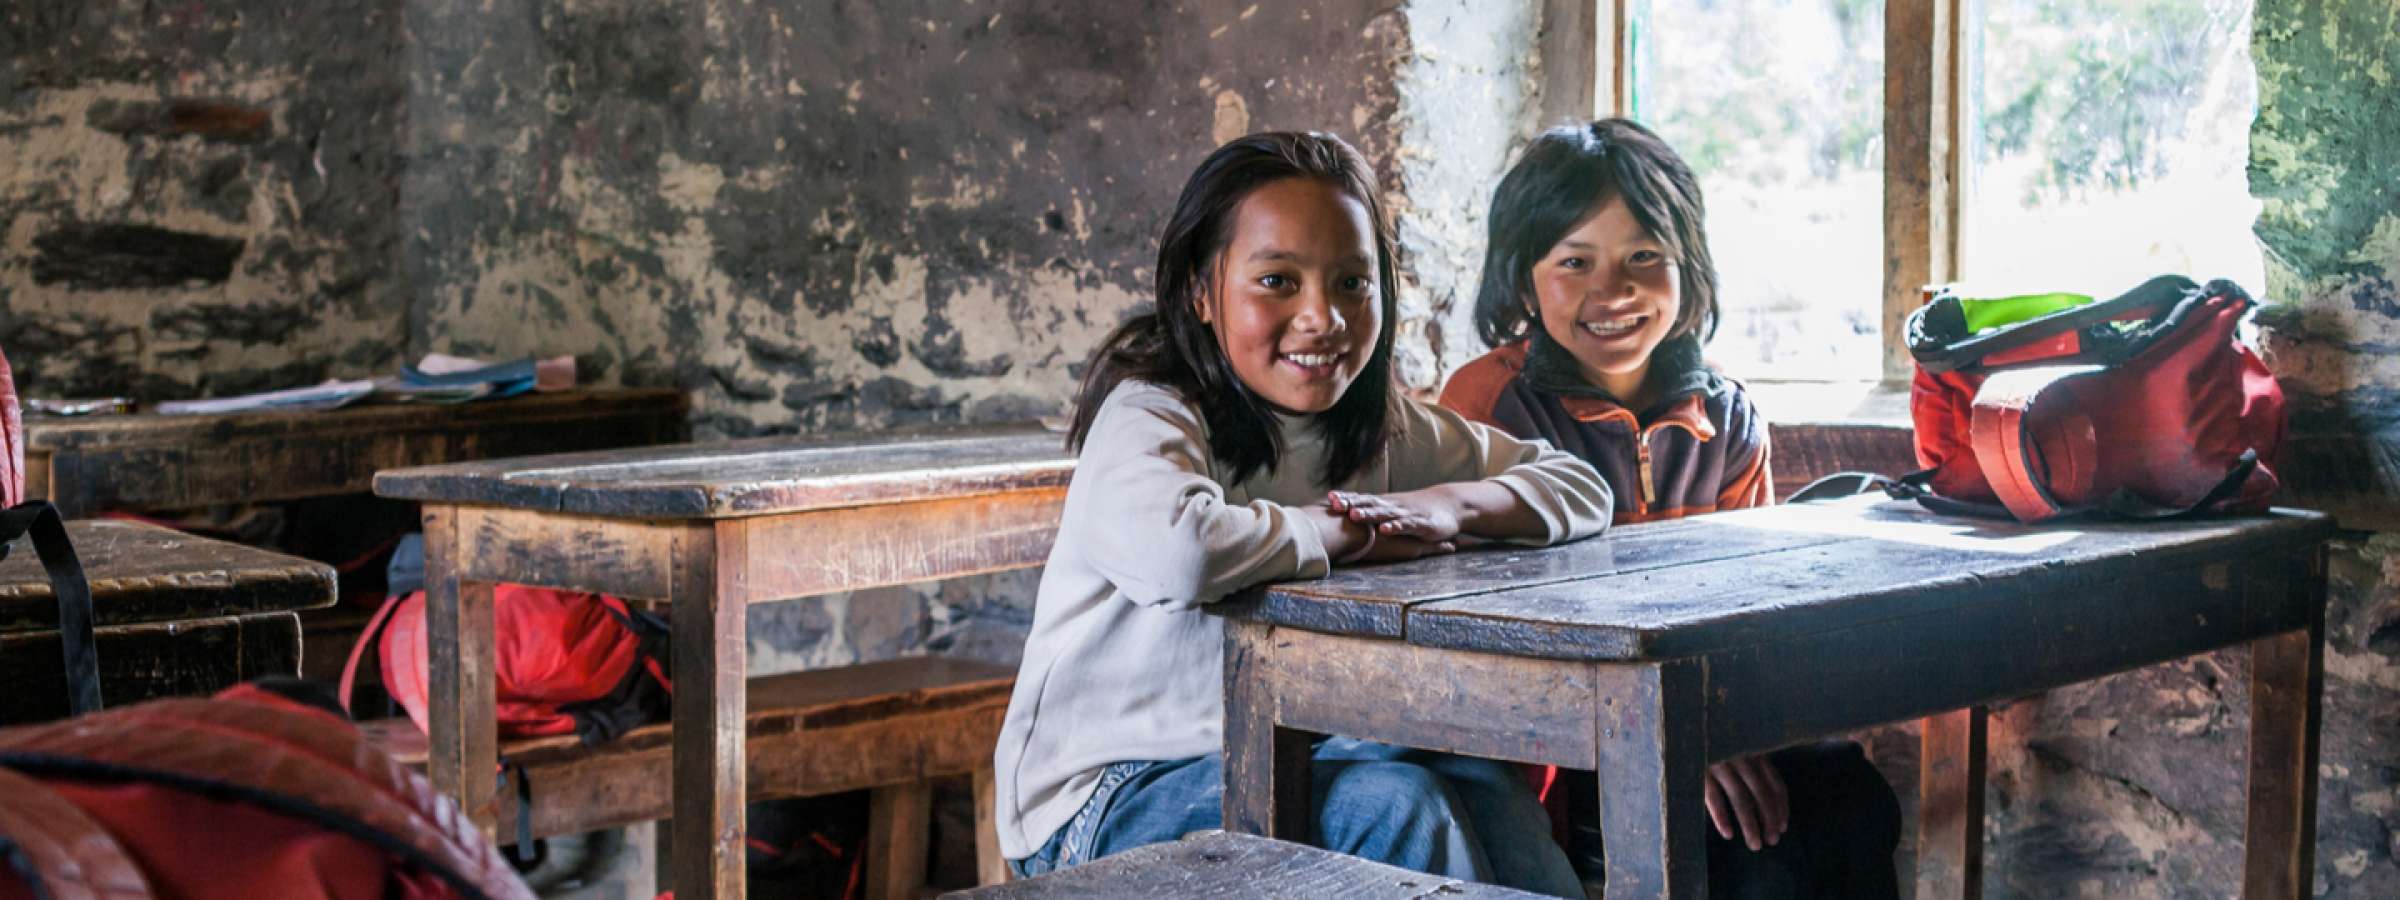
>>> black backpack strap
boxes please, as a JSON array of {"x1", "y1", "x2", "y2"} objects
[
  {"x1": 0, "y1": 502, "x2": 101, "y2": 716},
  {"x1": 1909, "y1": 275, "x2": 2226, "y2": 374},
  {"x1": 2100, "y1": 449, "x2": 2264, "y2": 519},
  {"x1": 1789, "y1": 468, "x2": 2022, "y2": 520}
]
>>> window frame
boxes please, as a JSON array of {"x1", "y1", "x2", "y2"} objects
[{"x1": 1544, "y1": 0, "x2": 1965, "y2": 386}]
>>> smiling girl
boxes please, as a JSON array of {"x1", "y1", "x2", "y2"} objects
[
  {"x1": 991, "y1": 132, "x2": 1611, "y2": 896},
  {"x1": 1441, "y1": 119, "x2": 1902, "y2": 899}
]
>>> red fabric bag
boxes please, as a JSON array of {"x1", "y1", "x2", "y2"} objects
[
  {"x1": 0, "y1": 682, "x2": 536, "y2": 900},
  {"x1": 343, "y1": 583, "x2": 672, "y2": 744},
  {"x1": 1902, "y1": 275, "x2": 2285, "y2": 522}
]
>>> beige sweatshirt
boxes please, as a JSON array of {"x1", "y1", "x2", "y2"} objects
[{"x1": 992, "y1": 380, "x2": 1614, "y2": 858}]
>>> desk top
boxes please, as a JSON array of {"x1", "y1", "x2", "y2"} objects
[
  {"x1": 376, "y1": 422, "x2": 1076, "y2": 519},
  {"x1": 1229, "y1": 495, "x2": 2336, "y2": 661},
  {"x1": 940, "y1": 830, "x2": 1547, "y2": 899},
  {"x1": 0, "y1": 520, "x2": 336, "y2": 635},
  {"x1": 27, "y1": 388, "x2": 686, "y2": 452}
]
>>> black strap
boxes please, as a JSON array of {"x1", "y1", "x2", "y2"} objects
[
  {"x1": 1789, "y1": 468, "x2": 2022, "y2": 520},
  {"x1": 0, "y1": 502, "x2": 101, "y2": 716},
  {"x1": 2100, "y1": 449, "x2": 2263, "y2": 519},
  {"x1": 498, "y1": 762, "x2": 540, "y2": 866}
]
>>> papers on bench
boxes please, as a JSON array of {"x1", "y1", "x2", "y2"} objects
[{"x1": 150, "y1": 354, "x2": 579, "y2": 415}]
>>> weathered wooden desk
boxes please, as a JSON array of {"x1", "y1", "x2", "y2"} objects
[
  {"x1": 940, "y1": 830, "x2": 1550, "y2": 899},
  {"x1": 26, "y1": 388, "x2": 687, "y2": 517},
  {"x1": 0, "y1": 519, "x2": 336, "y2": 723},
  {"x1": 374, "y1": 424, "x2": 1074, "y2": 900},
  {"x1": 1219, "y1": 496, "x2": 2333, "y2": 900}
]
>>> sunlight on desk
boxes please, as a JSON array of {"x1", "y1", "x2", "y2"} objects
[{"x1": 1712, "y1": 493, "x2": 2084, "y2": 555}]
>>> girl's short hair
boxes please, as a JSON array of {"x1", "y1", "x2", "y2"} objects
[
  {"x1": 1471, "y1": 119, "x2": 1718, "y2": 348},
  {"x1": 1068, "y1": 131, "x2": 1401, "y2": 487}
]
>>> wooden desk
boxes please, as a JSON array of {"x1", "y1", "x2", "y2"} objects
[
  {"x1": 0, "y1": 519, "x2": 336, "y2": 723},
  {"x1": 941, "y1": 830, "x2": 1550, "y2": 899},
  {"x1": 26, "y1": 388, "x2": 687, "y2": 517},
  {"x1": 1219, "y1": 497, "x2": 2334, "y2": 900},
  {"x1": 374, "y1": 424, "x2": 1074, "y2": 900}
]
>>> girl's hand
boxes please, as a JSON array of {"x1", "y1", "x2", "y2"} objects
[
  {"x1": 1704, "y1": 755, "x2": 1789, "y2": 852},
  {"x1": 1326, "y1": 489, "x2": 1467, "y2": 544},
  {"x1": 1302, "y1": 503, "x2": 1458, "y2": 565}
]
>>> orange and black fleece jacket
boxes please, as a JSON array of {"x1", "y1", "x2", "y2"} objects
[{"x1": 1438, "y1": 333, "x2": 1773, "y2": 525}]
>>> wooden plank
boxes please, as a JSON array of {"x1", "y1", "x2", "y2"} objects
[
  {"x1": 1406, "y1": 503, "x2": 2334, "y2": 661},
  {"x1": 33, "y1": 389, "x2": 684, "y2": 516},
  {"x1": 422, "y1": 506, "x2": 500, "y2": 837},
  {"x1": 375, "y1": 423, "x2": 1071, "y2": 519},
  {"x1": 2242, "y1": 547, "x2": 2327, "y2": 900},
  {"x1": 451, "y1": 506, "x2": 701, "y2": 602},
  {"x1": 1916, "y1": 706, "x2": 1986, "y2": 900},
  {"x1": 1882, "y1": 0, "x2": 1964, "y2": 383},
  {"x1": 1606, "y1": 0, "x2": 1630, "y2": 117},
  {"x1": 361, "y1": 657, "x2": 1014, "y2": 841},
  {"x1": 739, "y1": 488, "x2": 1064, "y2": 603},
  {"x1": 1222, "y1": 618, "x2": 1319, "y2": 844},
  {"x1": 1592, "y1": 660, "x2": 1709, "y2": 900},
  {"x1": 974, "y1": 766, "x2": 1008, "y2": 887},
  {"x1": 1224, "y1": 619, "x2": 1599, "y2": 772},
  {"x1": 672, "y1": 521, "x2": 742, "y2": 900},
  {"x1": 867, "y1": 780, "x2": 932, "y2": 900},
  {"x1": 940, "y1": 830, "x2": 1554, "y2": 899},
  {"x1": 1701, "y1": 550, "x2": 2317, "y2": 761},
  {"x1": 0, "y1": 611, "x2": 301, "y2": 724},
  {"x1": 1537, "y1": 0, "x2": 1598, "y2": 128},
  {"x1": 0, "y1": 519, "x2": 334, "y2": 634},
  {"x1": 1224, "y1": 517, "x2": 1852, "y2": 638}
]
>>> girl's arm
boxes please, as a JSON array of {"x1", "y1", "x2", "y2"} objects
[
  {"x1": 1335, "y1": 399, "x2": 1613, "y2": 548},
  {"x1": 1070, "y1": 384, "x2": 1339, "y2": 609},
  {"x1": 1717, "y1": 390, "x2": 1776, "y2": 511}
]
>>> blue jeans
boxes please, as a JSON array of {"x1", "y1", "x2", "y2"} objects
[{"x1": 1011, "y1": 738, "x2": 1583, "y2": 898}]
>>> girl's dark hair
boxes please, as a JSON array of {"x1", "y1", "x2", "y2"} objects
[
  {"x1": 1067, "y1": 131, "x2": 1401, "y2": 487},
  {"x1": 1472, "y1": 118, "x2": 1718, "y2": 348}
]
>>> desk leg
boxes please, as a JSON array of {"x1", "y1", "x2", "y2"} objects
[
  {"x1": 1917, "y1": 705, "x2": 1987, "y2": 900},
  {"x1": 672, "y1": 525, "x2": 746, "y2": 900},
  {"x1": 423, "y1": 505, "x2": 500, "y2": 837},
  {"x1": 1593, "y1": 660, "x2": 1708, "y2": 900},
  {"x1": 1223, "y1": 618, "x2": 1316, "y2": 842},
  {"x1": 2243, "y1": 611, "x2": 2324, "y2": 900}
]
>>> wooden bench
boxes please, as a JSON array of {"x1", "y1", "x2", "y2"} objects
[
  {"x1": 360, "y1": 655, "x2": 1014, "y2": 899},
  {"x1": 0, "y1": 519, "x2": 335, "y2": 723},
  {"x1": 940, "y1": 830, "x2": 1549, "y2": 899}
]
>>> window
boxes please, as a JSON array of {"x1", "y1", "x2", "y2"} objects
[
  {"x1": 1596, "y1": 0, "x2": 2261, "y2": 383},
  {"x1": 1967, "y1": 0, "x2": 2263, "y2": 297},
  {"x1": 1625, "y1": 0, "x2": 1889, "y2": 383}
]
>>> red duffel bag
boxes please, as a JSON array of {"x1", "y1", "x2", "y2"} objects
[{"x1": 1895, "y1": 274, "x2": 2286, "y2": 522}]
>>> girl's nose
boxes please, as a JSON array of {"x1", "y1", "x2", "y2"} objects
[{"x1": 1293, "y1": 287, "x2": 1347, "y2": 335}]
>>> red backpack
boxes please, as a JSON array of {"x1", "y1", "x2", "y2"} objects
[
  {"x1": 0, "y1": 682, "x2": 536, "y2": 900},
  {"x1": 341, "y1": 580, "x2": 672, "y2": 744},
  {"x1": 1891, "y1": 275, "x2": 2285, "y2": 522}
]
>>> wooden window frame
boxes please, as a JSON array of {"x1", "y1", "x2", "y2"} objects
[{"x1": 1544, "y1": 0, "x2": 1966, "y2": 387}]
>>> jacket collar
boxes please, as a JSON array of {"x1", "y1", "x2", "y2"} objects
[{"x1": 1520, "y1": 330, "x2": 1721, "y2": 438}]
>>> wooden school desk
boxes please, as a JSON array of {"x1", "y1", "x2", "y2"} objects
[
  {"x1": 0, "y1": 519, "x2": 335, "y2": 723},
  {"x1": 374, "y1": 424, "x2": 1074, "y2": 900},
  {"x1": 1219, "y1": 496, "x2": 2333, "y2": 900},
  {"x1": 25, "y1": 388, "x2": 687, "y2": 518}
]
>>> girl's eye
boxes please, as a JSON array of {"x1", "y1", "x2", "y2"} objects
[
  {"x1": 1340, "y1": 276, "x2": 1371, "y2": 293},
  {"x1": 1557, "y1": 257, "x2": 1589, "y2": 271},
  {"x1": 1258, "y1": 274, "x2": 1292, "y2": 290},
  {"x1": 1629, "y1": 250, "x2": 1667, "y2": 267}
]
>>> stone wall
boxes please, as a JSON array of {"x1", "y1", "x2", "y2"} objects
[{"x1": 1, "y1": 0, "x2": 412, "y2": 399}]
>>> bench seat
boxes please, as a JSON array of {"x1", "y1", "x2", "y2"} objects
[
  {"x1": 941, "y1": 830, "x2": 1549, "y2": 899},
  {"x1": 362, "y1": 655, "x2": 1013, "y2": 896}
]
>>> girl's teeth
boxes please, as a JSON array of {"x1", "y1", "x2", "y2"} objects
[
  {"x1": 1585, "y1": 320, "x2": 1638, "y2": 336},
  {"x1": 1285, "y1": 352, "x2": 1335, "y2": 366}
]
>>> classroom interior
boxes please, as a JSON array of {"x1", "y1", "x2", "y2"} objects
[{"x1": 1, "y1": 0, "x2": 2394, "y2": 898}]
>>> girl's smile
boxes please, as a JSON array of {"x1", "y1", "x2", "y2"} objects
[{"x1": 1199, "y1": 177, "x2": 1383, "y2": 415}]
